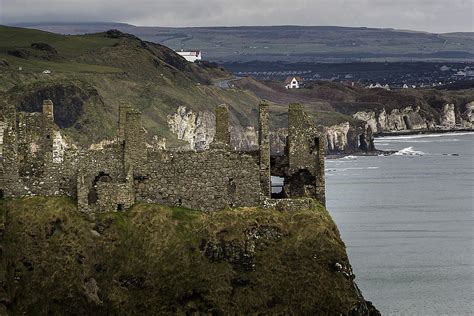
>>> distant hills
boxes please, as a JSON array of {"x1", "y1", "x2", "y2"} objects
[{"x1": 13, "y1": 22, "x2": 474, "y2": 62}]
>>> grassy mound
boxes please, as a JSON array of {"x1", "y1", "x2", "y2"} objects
[{"x1": 0, "y1": 197, "x2": 377, "y2": 315}]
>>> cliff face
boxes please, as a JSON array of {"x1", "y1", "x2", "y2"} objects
[
  {"x1": 167, "y1": 105, "x2": 260, "y2": 151},
  {"x1": 167, "y1": 105, "x2": 216, "y2": 150},
  {"x1": 325, "y1": 122, "x2": 351, "y2": 152},
  {"x1": 352, "y1": 103, "x2": 473, "y2": 134},
  {"x1": 165, "y1": 101, "x2": 473, "y2": 155},
  {"x1": 0, "y1": 197, "x2": 379, "y2": 315}
]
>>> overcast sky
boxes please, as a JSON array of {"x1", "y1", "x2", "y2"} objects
[{"x1": 0, "y1": 0, "x2": 472, "y2": 33}]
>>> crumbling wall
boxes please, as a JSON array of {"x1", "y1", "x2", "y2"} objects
[
  {"x1": 96, "y1": 182, "x2": 135, "y2": 212},
  {"x1": 1, "y1": 100, "x2": 78, "y2": 198},
  {"x1": 76, "y1": 146, "x2": 125, "y2": 212},
  {"x1": 135, "y1": 149, "x2": 261, "y2": 211}
]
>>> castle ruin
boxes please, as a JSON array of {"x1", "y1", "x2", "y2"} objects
[{"x1": 0, "y1": 101, "x2": 325, "y2": 211}]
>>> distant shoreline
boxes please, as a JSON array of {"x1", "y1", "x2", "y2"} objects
[
  {"x1": 327, "y1": 129, "x2": 473, "y2": 159},
  {"x1": 374, "y1": 128, "x2": 474, "y2": 138}
]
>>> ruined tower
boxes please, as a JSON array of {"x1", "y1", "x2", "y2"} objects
[
  {"x1": 285, "y1": 103, "x2": 325, "y2": 204},
  {"x1": 42, "y1": 100, "x2": 55, "y2": 154},
  {"x1": 124, "y1": 108, "x2": 146, "y2": 172},
  {"x1": 258, "y1": 102, "x2": 271, "y2": 198},
  {"x1": 213, "y1": 104, "x2": 231, "y2": 147},
  {"x1": 0, "y1": 104, "x2": 22, "y2": 197},
  {"x1": 42, "y1": 99, "x2": 54, "y2": 123},
  {"x1": 118, "y1": 102, "x2": 133, "y2": 142}
]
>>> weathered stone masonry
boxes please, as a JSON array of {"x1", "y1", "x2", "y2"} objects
[{"x1": 0, "y1": 100, "x2": 326, "y2": 211}]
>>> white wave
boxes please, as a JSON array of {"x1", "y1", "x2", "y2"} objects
[
  {"x1": 393, "y1": 146, "x2": 426, "y2": 156},
  {"x1": 340, "y1": 155, "x2": 357, "y2": 160}
]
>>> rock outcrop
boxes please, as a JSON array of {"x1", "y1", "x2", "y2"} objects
[
  {"x1": 440, "y1": 103, "x2": 456, "y2": 128},
  {"x1": 461, "y1": 101, "x2": 474, "y2": 128},
  {"x1": 167, "y1": 105, "x2": 215, "y2": 150},
  {"x1": 353, "y1": 106, "x2": 429, "y2": 133},
  {"x1": 167, "y1": 105, "x2": 260, "y2": 151},
  {"x1": 325, "y1": 122, "x2": 351, "y2": 152}
]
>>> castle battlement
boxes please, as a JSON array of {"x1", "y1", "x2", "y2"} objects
[{"x1": 0, "y1": 100, "x2": 325, "y2": 211}]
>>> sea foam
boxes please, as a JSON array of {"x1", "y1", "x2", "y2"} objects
[{"x1": 393, "y1": 146, "x2": 425, "y2": 156}]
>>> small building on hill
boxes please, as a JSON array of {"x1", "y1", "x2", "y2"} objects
[
  {"x1": 284, "y1": 76, "x2": 303, "y2": 89},
  {"x1": 176, "y1": 50, "x2": 202, "y2": 62}
]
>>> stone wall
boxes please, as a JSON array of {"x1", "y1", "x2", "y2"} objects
[
  {"x1": 135, "y1": 149, "x2": 261, "y2": 211},
  {"x1": 96, "y1": 182, "x2": 135, "y2": 212},
  {"x1": 76, "y1": 146, "x2": 126, "y2": 212}
]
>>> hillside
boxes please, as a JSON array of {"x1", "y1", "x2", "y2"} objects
[
  {"x1": 12, "y1": 23, "x2": 474, "y2": 62},
  {"x1": 0, "y1": 25, "x2": 262, "y2": 148},
  {"x1": 0, "y1": 197, "x2": 379, "y2": 315}
]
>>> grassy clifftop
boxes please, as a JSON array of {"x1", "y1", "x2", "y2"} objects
[{"x1": 0, "y1": 197, "x2": 378, "y2": 315}]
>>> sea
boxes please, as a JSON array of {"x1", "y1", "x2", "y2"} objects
[{"x1": 326, "y1": 132, "x2": 474, "y2": 315}]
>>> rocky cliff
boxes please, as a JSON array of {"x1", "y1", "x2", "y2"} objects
[
  {"x1": 0, "y1": 197, "x2": 379, "y2": 315},
  {"x1": 352, "y1": 102, "x2": 473, "y2": 134},
  {"x1": 166, "y1": 105, "x2": 260, "y2": 151}
]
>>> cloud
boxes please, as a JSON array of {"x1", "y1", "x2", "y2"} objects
[{"x1": 0, "y1": 0, "x2": 472, "y2": 33}]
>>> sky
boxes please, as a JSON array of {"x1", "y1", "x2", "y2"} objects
[{"x1": 0, "y1": 0, "x2": 472, "y2": 33}]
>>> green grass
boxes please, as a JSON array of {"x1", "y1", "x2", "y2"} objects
[
  {"x1": 1, "y1": 56, "x2": 123, "y2": 73},
  {"x1": 0, "y1": 196, "x2": 369, "y2": 315},
  {"x1": 0, "y1": 26, "x2": 120, "y2": 57}
]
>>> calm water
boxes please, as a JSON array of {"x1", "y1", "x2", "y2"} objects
[{"x1": 326, "y1": 133, "x2": 474, "y2": 315}]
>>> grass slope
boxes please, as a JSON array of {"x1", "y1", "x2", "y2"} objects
[
  {"x1": 0, "y1": 197, "x2": 373, "y2": 315},
  {"x1": 0, "y1": 25, "x2": 261, "y2": 147}
]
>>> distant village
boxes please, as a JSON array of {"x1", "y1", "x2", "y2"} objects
[
  {"x1": 226, "y1": 62, "x2": 474, "y2": 90},
  {"x1": 174, "y1": 50, "x2": 472, "y2": 90}
]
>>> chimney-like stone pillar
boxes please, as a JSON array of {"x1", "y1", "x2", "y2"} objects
[
  {"x1": 124, "y1": 109, "x2": 146, "y2": 172},
  {"x1": 213, "y1": 104, "x2": 230, "y2": 147},
  {"x1": 118, "y1": 102, "x2": 133, "y2": 142},
  {"x1": 315, "y1": 128, "x2": 326, "y2": 206},
  {"x1": 258, "y1": 102, "x2": 271, "y2": 198},
  {"x1": 42, "y1": 99, "x2": 54, "y2": 123}
]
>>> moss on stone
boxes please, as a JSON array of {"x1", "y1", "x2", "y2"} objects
[{"x1": 0, "y1": 197, "x2": 377, "y2": 315}]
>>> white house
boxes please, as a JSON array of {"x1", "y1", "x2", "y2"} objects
[
  {"x1": 284, "y1": 76, "x2": 303, "y2": 89},
  {"x1": 368, "y1": 83, "x2": 390, "y2": 90},
  {"x1": 176, "y1": 50, "x2": 202, "y2": 62}
]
